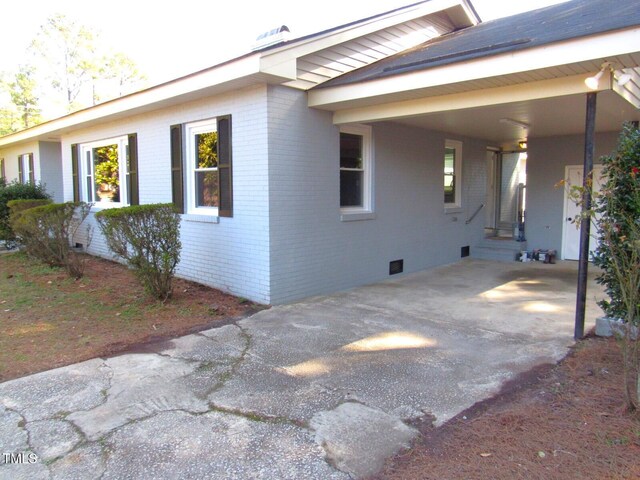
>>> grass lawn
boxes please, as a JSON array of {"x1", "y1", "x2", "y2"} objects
[{"x1": 0, "y1": 252, "x2": 260, "y2": 381}]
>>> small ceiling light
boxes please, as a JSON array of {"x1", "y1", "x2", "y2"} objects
[
  {"x1": 499, "y1": 118, "x2": 530, "y2": 130},
  {"x1": 518, "y1": 141, "x2": 527, "y2": 149},
  {"x1": 615, "y1": 71, "x2": 632, "y2": 87}
]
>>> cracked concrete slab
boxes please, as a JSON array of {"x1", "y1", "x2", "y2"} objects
[
  {"x1": 27, "y1": 419, "x2": 82, "y2": 462},
  {"x1": 49, "y1": 443, "x2": 106, "y2": 480},
  {"x1": 310, "y1": 402, "x2": 418, "y2": 478},
  {"x1": 0, "y1": 260, "x2": 603, "y2": 479},
  {"x1": 208, "y1": 360, "x2": 344, "y2": 423},
  {"x1": 199, "y1": 324, "x2": 249, "y2": 353},
  {"x1": 0, "y1": 407, "x2": 29, "y2": 456},
  {"x1": 0, "y1": 358, "x2": 111, "y2": 422},
  {"x1": 162, "y1": 331, "x2": 245, "y2": 365},
  {"x1": 68, "y1": 354, "x2": 210, "y2": 440},
  {"x1": 99, "y1": 410, "x2": 348, "y2": 480}
]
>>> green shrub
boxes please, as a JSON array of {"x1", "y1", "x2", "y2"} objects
[
  {"x1": 12, "y1": 202, "x2": 92, "y2": 278},
  {"x1": 95, "y1": 203, "x2": 181, "y2": 301},
  {"x1": 8, "y1": 198, "x2": 53, "y2": 251},
  {"x1": 8, "y1": 198, "x2": 53, "y2": 222},
  {"x1": 592, "y1": 123, "x2": 640, "y2": 322},
  {"x1": 0, "y1": 178, "x2": 50, "y2": 243}
]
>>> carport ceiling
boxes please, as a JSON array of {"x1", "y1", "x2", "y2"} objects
[{"x1": 391, "y1": 90, "x2": 640, "y2": 146}]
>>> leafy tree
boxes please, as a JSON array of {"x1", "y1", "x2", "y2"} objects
[
  {"x1": 0, "y1": 66, "x2": 41, "y2": 134},
  {"x1": 101, "y1": 52, "x2": 147, "y2": 100},
  {"x1": 28, "y1": 14, "x2": 147, "y2": 114},
  {"x1": 0, "y1": 106, "x2": 21, "y2": 136},
  {"x1": 30, "y1": 14, "x2": 97, "y2": 111},
  {"x1": 6, "y1": 65, "x2": 41, "y2": 129}
]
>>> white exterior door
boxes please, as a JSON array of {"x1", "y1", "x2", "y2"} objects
[{"x1": 562, "y1": 165, "x2": 604, "y2": 260}]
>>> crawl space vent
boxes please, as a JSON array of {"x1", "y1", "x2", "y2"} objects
[
  {"x1": 461, "y1": 246, "x2": 470, "y2": 258},
  {"x1": 389, "y1": 259, "x2": 404, "y2": 275}
]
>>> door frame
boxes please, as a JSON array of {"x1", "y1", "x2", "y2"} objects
[{"x1": 561, "y1": 164, "x2": 604, "y2": 260}]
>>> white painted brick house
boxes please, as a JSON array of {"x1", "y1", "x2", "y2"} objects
[{"x1": 1, "y1": 0, "x2": 639, "y2": 304}]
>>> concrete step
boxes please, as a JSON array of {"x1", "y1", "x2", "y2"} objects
[{"x1": 472, "y1": 237, "x2": 526, "y2": 262}]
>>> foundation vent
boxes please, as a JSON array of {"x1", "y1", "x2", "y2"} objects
[
  {"x1": 461, "y1": 246, "x2": 470, "y2": 258},
  {"x1": 389, "y1": 259, "x2": 404, "y2": 275}
]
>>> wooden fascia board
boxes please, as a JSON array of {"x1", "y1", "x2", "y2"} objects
[
  {"x1": 258, "y1": 0, "x2": 467, "y2": 72},
  {"x1": 309, "y1": 27, "x2": 640, "y2": 109},
  {"x1": 331, "y1": 74, "x2": 611, "y2": 124}
]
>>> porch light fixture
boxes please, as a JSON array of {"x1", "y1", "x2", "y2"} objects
[
  {"x1": 518, "y1": 141, "x2": 527, "y2": 149},
  {"x1": 499, "y1": 118, "x2": 530, "y2": 130},
  {"x1": 585, "y1": 62, "x2": 632, "y2": 90},
  {"x1": 584, "y1": 66, "x2": 607, "y2": 90},
  {"x1": 615, "y1": 71, "x2": 632, "y2": 87}
]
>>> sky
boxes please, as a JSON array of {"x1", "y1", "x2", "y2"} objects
[{"x1": 0, "y1": 0, "x2": 567, "y2": 87}]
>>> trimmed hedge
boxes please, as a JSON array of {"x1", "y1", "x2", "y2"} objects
[
  {"x1": 95, "y1": 203, "x2": 181, "y2": 301},
  {"x1": 11, "y1": 202, "x2": 92, "y2": 278},
  {"x1": 0, "y1": 178, "x2": 50, "y2": 243}
]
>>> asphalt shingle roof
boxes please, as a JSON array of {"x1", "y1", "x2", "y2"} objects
[{"x1": 316, "y1": 0, "x2": 640, "y2": 88}]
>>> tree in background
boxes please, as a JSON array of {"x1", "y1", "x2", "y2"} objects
[
  {"x1": 8, "y1": 65, "x2": 41, "y2": 129},
  {"x1": 0, "y1": 66, "x2": 42, "y2": 134},
  {"x1": 30, "y1": 14, "x2": 96, "y2": 111},
  {"x1": 0, "y1": 13, "x2": 147, "y2": 131}
]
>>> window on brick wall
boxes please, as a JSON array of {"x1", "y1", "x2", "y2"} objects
[
  {"x1": 340, "y1": 124, "x2": 372, "y2": 213},
  {"x1": 18, "y1": 153, "x2": 34, "y2": 184},
  {"x1": 170, "y1": 115, "x2": 233, "y2": 217},
  {"x1": 444, "y1": 139, "x2": 462, "y2": 209},
  {"x1": 72, "y1": 134, "x2": 139, "y2": 206}
]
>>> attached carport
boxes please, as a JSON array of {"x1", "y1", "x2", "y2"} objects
[{"x1": 308, "y1": 0, "x2": 640, "y2": 338}]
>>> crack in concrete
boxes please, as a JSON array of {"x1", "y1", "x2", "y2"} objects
[
  {"x1": 204, "y1": 324, "x2": 253, "y2": 397},
  {"x1": 2, "y1": 406, "x2": 53, "y2": 476},
  {"x1": 206, "y1": 403, "x2": 306, "y2": 428}
]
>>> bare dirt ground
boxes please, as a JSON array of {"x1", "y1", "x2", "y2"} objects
[
  {"x1": 372, "y1": 335, "x2": 640, "y2": 480},
  {"x1": 0, "y1": 252, "x2": 261, "y2": 381}
]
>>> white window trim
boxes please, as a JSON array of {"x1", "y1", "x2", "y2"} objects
[
  {"x1": 340, "y1": 124, "x2": 374, "y2": 217},
  {"x1": 444, "y1": 139, "x2": 463, "y2": 212},
  {"x1": 19, "y1": 153, "x2": 32, "y2": 184},
  {"x1": 185, "y1": 118, "x2": 219, "y2": 216},
  {"x1": 79, "y1": 135, "x2": 129, "y2": 208}
]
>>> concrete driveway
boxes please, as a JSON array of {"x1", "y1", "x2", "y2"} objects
[{"x1": 0, "y1": 259, "x2": 602, "y2": 479}]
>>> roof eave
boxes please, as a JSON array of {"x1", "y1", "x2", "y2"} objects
[{"x1": 308, "y1": 27, "x2": 640, "y2": 111}]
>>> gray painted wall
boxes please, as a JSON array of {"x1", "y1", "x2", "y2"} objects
[
  {"x1": 267, "y1": 86, "x2": 488, "y2": 304},
  {"x1": 526, "y1": 131, "x2": 620, "y2": 256},
  {"x1": 59, "y1": 85, "x2": 272, "y2": 304},
  {"x1": 38, "y1": 141, "x2": 64, "y2": 202}
]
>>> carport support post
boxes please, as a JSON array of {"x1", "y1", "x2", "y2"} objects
[{"x1": 574, "y1": 92, "x2": 597, "y2": 340}]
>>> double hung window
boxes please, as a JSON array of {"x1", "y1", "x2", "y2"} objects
[
  {"x1": 72, "y1": 134, "x2": 138, "y2": 206},
  {"x1": 444, "y1": 140, "x2": 462, "y2": 209},
  {"x1": 340, "y1": 124, "x2": 372, "y2": 213}
]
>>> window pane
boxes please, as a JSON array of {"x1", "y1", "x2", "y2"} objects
[
  {"x1": 444, "y1": 147, "x2": 455, "y2": 203},
  {"x1": 93, "y1": 144, "x2": 120, "y2": 203},
  {"x1": 196, "y1": 170, "x2": 219, "y2": 207},
  {"x1": 340, "y1": 170, "x2": 363, "y2": 207},
  {"x1": 444, "y1": 147, "x2": 455, "y2": 173},
  {"x1": 444, "y1": 174, "x2": 455, "y2": 204},
  {"x1": 340, "y1": 133, "x2": 363, "y2": 169},
  {"x1": 195, "y1": 131, "x2": 218, "y2": 169}
]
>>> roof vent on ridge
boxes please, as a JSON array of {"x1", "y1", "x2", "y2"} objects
[{"x1": 252, "y1": 25, "x2": 291, "y2": 51}]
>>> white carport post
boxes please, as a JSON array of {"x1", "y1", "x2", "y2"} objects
[{"x1": 574, "y1": 91, "x2": 597, "y2": 340}]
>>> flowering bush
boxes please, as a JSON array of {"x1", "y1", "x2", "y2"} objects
[{"x1": 592, "y1": 123, "x2": 640, "y2": 411}]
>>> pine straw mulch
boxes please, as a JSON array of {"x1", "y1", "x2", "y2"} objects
[{"x1": 372, "y1": 335, "x2": 640, "y2": 480}]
